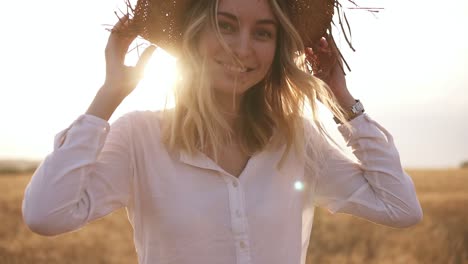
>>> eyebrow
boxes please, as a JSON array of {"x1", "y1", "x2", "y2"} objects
[{"x1": 217, "y1": 12, "x2": 278, "y2": 27}]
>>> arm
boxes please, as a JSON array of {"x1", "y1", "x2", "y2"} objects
[
  {"x1": 86, "y1": 15, "x2": 156, "y2": 121},
  {"x1": 308, "y1": 114, "x2": 423, "y2": 228},
  {"x1": 304, "y1": 37, "x2": 422, "y2": 227},
  {"x1": 22, "y1": 114, "x2": 134, "y2": 236},
  {"x1": 22, "y1": 16, "x2": 154, "y2": 236}
]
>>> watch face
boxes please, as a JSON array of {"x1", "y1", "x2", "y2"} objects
[{"x1": 351, "y1": 101, "x2": 364, "y2": 114}]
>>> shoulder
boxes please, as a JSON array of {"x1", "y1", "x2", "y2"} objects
[
  {"x1": 116, "y1": 110, "x2": 164, "y2": 128},
  {"x1": 301, "y1": 116, "x2": 334, "y2": 156},
  {"x1": 111, "y1": 110, "x2": 166, "y2": 140},
  {"x1": 301, "y1": 117, "x2": 324, "y2": 142}
]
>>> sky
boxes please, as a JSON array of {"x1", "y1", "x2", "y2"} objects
[{"x1": 0, "y1": 0, "x2": 467, "y2": 168}]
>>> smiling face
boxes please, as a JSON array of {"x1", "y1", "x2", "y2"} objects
[{"x1": 197, "y1": 0, "x2": 278, "y2": 98}]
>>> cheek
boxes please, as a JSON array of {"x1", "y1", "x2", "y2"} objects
[
  {"x1": 197, "y1": 28, "x2": 219, "y2": 57},
  {"x1": 260, "y1": 45, "x2": 277, "y2": 70},
  {"x1": 197, "y1": 38, "x2": 209, "y2": 58}
]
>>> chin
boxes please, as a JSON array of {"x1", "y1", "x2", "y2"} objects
[
  {"x1": 212, "y1": 79, "x2": 257, "y2": 96},
  {"x1": 213, "y1": 84, "x2": 250, "y2": 97}
]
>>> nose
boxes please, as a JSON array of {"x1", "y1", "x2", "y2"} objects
[{"x1": 229, "y1": 30, "x2": 254, "y2": 59}]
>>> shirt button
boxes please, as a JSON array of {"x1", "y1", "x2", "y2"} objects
[
  {"x1": 240, "y1": 241, "x2": 246, "y2": 248},
  {"x1": 232, "y1": 181, "x2": 238, "y2": 187},
  {"x1": 235, "y1": 210, "x2": 241, "y2": 217}
]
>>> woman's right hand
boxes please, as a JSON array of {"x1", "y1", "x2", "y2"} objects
[
  {"x1": 86, "y1": 15, "x2": 156, "y2": 121},
  {"x1": 103, "y1": 15, "x2": 156, "y2": 98}
]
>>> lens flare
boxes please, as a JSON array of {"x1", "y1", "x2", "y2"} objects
[{"x1": 294, "y1": 181, "x2": 304, "y2": 191}]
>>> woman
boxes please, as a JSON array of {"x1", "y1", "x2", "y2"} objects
[{"x1": 22, "y1": 0, "x2": 422, "y2": 263}]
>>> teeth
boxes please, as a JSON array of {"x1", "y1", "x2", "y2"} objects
[{"x1": 222, "y1": 63, "x2": 247, "y2": 73}]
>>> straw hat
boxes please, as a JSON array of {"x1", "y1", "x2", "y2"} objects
[
  {"x1": 129, "y1": 0, "x2": 345, "y2": 51},
  {"x1": 123, "y1": 0, "x2": 376, "y2": 73}
]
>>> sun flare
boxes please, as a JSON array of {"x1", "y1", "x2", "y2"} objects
[{"x1": 124, "y1": 47, "x2": 178, "y2": 112}]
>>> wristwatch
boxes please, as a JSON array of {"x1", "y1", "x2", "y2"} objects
[{"x1": 333, "y1": 99, "x2": 365, "y2": 124}]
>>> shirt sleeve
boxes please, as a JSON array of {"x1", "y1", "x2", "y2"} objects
[
  {"x1": 22, "y1": 114, "x2": 134, "y2": 236},
  {"x1": 308, "y1": 114, "x2": 423, "y2": 228}
]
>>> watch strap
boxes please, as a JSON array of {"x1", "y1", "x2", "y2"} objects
[{"x1": 333, "y1": 99, "x2": 365, "y2": 124}]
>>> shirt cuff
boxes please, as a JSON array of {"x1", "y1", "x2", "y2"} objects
[
  {"x1": 54, "y1": 114, "x2": 110, "y2": 151},
  {"x1": 337, "y1": 114, "x2": 393, "y2": 145}
]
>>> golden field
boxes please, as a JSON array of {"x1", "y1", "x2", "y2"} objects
[{"x1": 1, "y1": 169, "x2": 467, "y2": 264}]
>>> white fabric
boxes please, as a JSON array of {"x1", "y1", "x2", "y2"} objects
[{"x1": 22, "y1": 111, "x2": 422, "y2": 264}]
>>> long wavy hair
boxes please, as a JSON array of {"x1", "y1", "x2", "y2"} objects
[{"x1": 161, "y1": 0, "x2": 347, "y2": 169}]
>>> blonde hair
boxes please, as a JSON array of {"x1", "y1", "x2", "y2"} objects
[{"x1": 161, "y1": 0, "x2": 348, "y2": 171}]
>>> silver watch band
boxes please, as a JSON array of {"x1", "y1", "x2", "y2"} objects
[{"x1": 333, "y1": 99, "x2": 365, "y2": 124}]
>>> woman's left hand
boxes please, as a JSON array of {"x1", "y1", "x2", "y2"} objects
[{"x1": 305, "y1": 37, "x2": 356, "y2": 108}]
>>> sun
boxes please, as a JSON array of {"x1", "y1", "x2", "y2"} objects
[
  {"x1": 120, "y1": 47, "x2": 177, "y2": 113},
  {"x1": 139, "y1": 48, "x2": 177, "y2": 109}
]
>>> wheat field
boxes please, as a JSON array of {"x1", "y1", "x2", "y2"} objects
[{"x1": 1, "y1": 169, "x2": 467, "y2": 264}]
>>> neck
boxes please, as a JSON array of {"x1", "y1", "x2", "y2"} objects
[{"x1": 214, "y1": 90, "x2": 244, "y2": 129}]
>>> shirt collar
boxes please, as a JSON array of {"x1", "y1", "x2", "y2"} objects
[
  {"x1": 179, "y1": 149, "x2": 224, "y2": 172},
  {"x1": 178, "y1": 144, "x2": 289, "y2": 178}
]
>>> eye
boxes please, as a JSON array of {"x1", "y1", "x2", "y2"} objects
[
  {"x1": 218, "y1": 21, "x2": 234, "y2": 32},
  {"x1": 256, "y1": 29, "x2": 274, "y2": 40}
]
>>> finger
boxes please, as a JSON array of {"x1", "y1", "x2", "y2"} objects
[
  {"x1": 319, "y1": 37, "x2": 328, "y2": 47},
  {"x1": 112, "y1": 14, "x2": 129, "y2": 32},
  {"x1": 106, "y1": 34, "x2": 130, "y2": 65},
  {"x1": 109, "y1": 15, "x2": 136, "y2": 43},
  {"x1": 106, "y1": 18, "x2": 138, "y2": 64},
  {"x1": 316, "y1": 37, "x2": 330, "y2": 53},
  {"x1": 108, "y1": 30, "x2": 137, "y2": 53},
  {"x1": 108, "y1": 15, "x2": 136, "y2": 45},
  {"x1": 135, "y1": 45, "x2": 157, "y2": 73}
]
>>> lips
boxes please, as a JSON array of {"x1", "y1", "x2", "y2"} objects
[{"x1": 216, "y1": 60, "x2": 254, "y2": 73}]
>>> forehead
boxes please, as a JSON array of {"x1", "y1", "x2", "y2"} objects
[{"x1": 218, "y1": 0, "x2": 276, "y2": 21}]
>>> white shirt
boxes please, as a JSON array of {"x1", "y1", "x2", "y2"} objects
[{"x1": 22, "y1": 111, "x2": 422, "y2": 264}]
